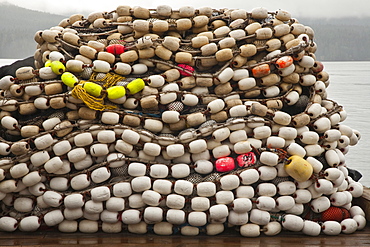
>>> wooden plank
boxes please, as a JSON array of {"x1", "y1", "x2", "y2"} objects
[{"x1": 0, "y1": 226, "x2": 370, "y2": 247}]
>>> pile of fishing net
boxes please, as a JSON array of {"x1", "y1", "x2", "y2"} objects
[{"x1": 0, "y1": 5, "x2": 366, "y2": 236}]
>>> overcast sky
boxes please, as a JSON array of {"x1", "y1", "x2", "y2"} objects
[{"x1": 1, "y1": 0, "x2": 369, "y2": 18}]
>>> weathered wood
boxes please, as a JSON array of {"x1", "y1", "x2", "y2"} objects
[{"x1": 0, "y1": 226, "x2": 370, "y2": 247}]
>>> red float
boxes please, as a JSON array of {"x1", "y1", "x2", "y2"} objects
[
  {"x1": 236, "y1": 152, "x2": 257, "y2": 168},
  {"x1": 106, "y1": 44, "x2": 125, "y2": 55},
  {"x1": 215, "y1": 157, "x2": 235, "y2": 172},
  {"x1": 177, "y1": 64, "x2": 195, "y2": 76}
]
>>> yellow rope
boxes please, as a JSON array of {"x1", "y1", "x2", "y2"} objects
[
  {"x1": 70, "y1": 73, "x2": 125, "y2": 111},
  {"x1": 71, "y1": 84, "x2": 116, "y2": 111},
  {"x1": 89, "y1": 72, "x2": 125, "y2": 88}
]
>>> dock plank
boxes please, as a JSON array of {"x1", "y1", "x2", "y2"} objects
[{"x1": 0, "y1": 225, "x2": 370, "y2": 247}]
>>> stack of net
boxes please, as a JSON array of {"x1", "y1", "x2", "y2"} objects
[{"x1": 0, "y1": 5, "x2": 366, "y2": 236}]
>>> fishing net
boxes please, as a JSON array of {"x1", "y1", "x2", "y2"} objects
[{"x1": 0, "y1": 5, "x2": 365, "y2": 236}]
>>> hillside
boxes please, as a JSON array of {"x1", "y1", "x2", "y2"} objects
[
  {"x1": 0, "y1": 3, "x2": 67, "y2": 59},
  {"x1": 0, "y1": 3, "x2": 369, "y2": 61}
]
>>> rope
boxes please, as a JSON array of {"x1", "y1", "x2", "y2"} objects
[{"x1": 71, "y1": 84, "x2": 116, "y2": 111}]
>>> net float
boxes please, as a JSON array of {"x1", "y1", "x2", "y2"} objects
[
  {"x1": 106, "y1": 153, "x2": 125, "y2": 168},
  {"x1": 220, "y1": 175, "x2": 240, "y2": 190},
  {"x1": 41, "y1": 191, "x2": 64, "y2": 209},
  {"x1": 84, "y1": 200, "x2": 103, "y2": 215},
  {"x1": 106, "y1": 44, "x2": 125, "y2": 55},
  {"x1": 312, "y1": 61, "x2": 324, "y2": 73},
  {"x1": 165, "y1": 194, "x2": 185, "y2": 209},
  {"x1": 277, "y1": 181, "x2": 297, "y2": 196},
  {"x1": 233, "y1": 141, "x2": 253, "y2": 155},
  {"x1": 131, "y1": 176, "x2": 151, "y2": 193},
  {"x1": 353, "y1": 215, "x2": 366, "y2": 230},
  {"x1": 302, "y1": 220, "x2": 321, "y2": 236},
  {"x1": 9, "y1": 162, "x2": 29, "y2": 179},
  {"x1": 276, "y1": 195, "x2": 295, "y2": 211},
  {"x1": 256, "y1": 183, "x2": 277, "y2": 197},
  {"x1": 348, "y1": 182, "x2": 364, "y2": 198},
  {"x1": 53, "y1": 140, "x2": 72, "y2": 156},
  {"x1": 143, "y1": 206, "x2": 163, "y2": 224},
  {"x1": 79, "y1": 220, "x2": 99, "y2": 233},
  {"x1": 214, "y1": 152, "x2": 234, "y2": 170},
  {"x1": 49, "y1": 60, "x2": 65, "y2": 75},
  {"x1": 249, "y1": 209, "x2": 270, "y2": 226},
  {"x1": 0, "y1": 217, "x2": 18, "y2": 232},
  {"x1": 49, "y1": 177, "x2": 69, "y2": 192},
  {"x1": 299, "y1": 55, "x2": 315, "y2": 68},
  {"x1": 10, "y1": 141, "x2": 30, "y2": 155},
  {"x1": 278, "y1": 63, "x2": 295, "y2": 77},
  {"x1": 275, "y1": 56, "x2": 294, "y2": 69},
  {"x1": 240, "y1": 223, "x2": 261, "y2": 237},
  {"x1": 341, "y1": 218, "x2": 358, "y2": 234},
  {"x1": 152, "y1": 222, "x2": 173, "y2": 236},
  {"x1": 57, "y1": 220, "x2": 78, "y2": 233},
  {"x1": 260, "y1": 151, "x2": 279, "y2": 167},
  {"x1": 350, "y1": 206, "x2": 365, "y2": 217},
  {"x1": 193, "y1": 160, "x2": 213, "y2": 175},
  {"x1": 281, "y1": 214, "x2": 304, "y2": 232},
  {"x1": 121, "y1": 209, "x2": 141, "y2": 225},
  {"x1": 311, "y1": 196, "x2": 331, "y2": 213},
  {"x1": 100, "y1": 210, "x2": 119, "y2": 224},
  {"x1": 252, "y1": 64, "x2": 270, "y2": 78},
  {"x1": 150, "y1": 164, "x2": 169, "y2": 179},
  {"x1": 125, "y1": 78, "x2": 145, "y2": 95},
  {"x1": 91, "y1": 167, "x2": 111, "y2": 184},
  {"x1": 0, "y1": 75, "x2": 15, "y2": 90},
  {"x1": 261, "y1": 221, "x2": 282, "y2": 236},
  {"x1": 13, "y1": 197, "x2": 34, "y2": 213},
  {"x1": 258, "y1": 166, "x2": 278, "y2": 181},
  {"x1": 305, "y1": 144, "x2": 324, "y2": 157},
  {"x1": 293, "y1": 189, "x2": 312, "y2": 204},
  {"x1": 195, "y1": 182, "x2": 215, "y2": 197},
  {"x1": 229, "y1": 129, "x2": 248, "y2": 144},
  {"x1": 190, "y1": 197, "x2": 210, "y2": 213},
  {"x1": 329, "y1": 191, "x2": 348, "y2": 207},
  {"x1": 256, "y1": 196, "x2": 276, "y2": 211},
  {"x1": 227, "y1": 104, "x2": 247, "y2": 118},
  {"x1": 131, "y1": 63, "x2": 148, "y2": 75},
  {"x1": 209, "y1": 204, "x2": 229, "y2": 221},
  {"x1": 112, "y1": 62, "x2": 132, "y2": 76},
  {"x1": 300, "y1": 131, "x2": 320, "y2": 145},
  {"x1": 128, "y1": 162, "x2": 147, "y2": 177},
  {"x1": 232, "y1": 198, "x2": 252, "y2": 214},
  {"x1": 215, "y1": 190, "x2": 234, "y2": 205},
  {"x1": 18, "y1": 216, "x2": 41, "y2": 232},
  {"x1": 1, "y1": 116, "x2": 18, "y2": 130},
  {"x1": 24, "y1": 85, "x2": 43, "y2": 96},
  {"x1": 120, "y1": 50, "x2": 138, "y2": 63},
  {"x1": 285, "y1": 155, "x2": 313, "y2": 182}
]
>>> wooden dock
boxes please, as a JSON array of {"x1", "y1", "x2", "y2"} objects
[
  {"x1": 0, "y1": 187, "x2": 369, "y2": 247},
  {"x1": 0, "y1": 225, "x2": 369, "y2": 247}
]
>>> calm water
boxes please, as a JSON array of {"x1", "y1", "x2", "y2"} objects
[{"x1": 0, "y1": 59, "x2": 369, "y2": 186}]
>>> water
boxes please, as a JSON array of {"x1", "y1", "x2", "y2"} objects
[
  {"x1": 324, "y1": 61, "x2": 370, "y2": 187},
  {"x1": 0, "y1": 59, "x2": 369, "y2": 186}
]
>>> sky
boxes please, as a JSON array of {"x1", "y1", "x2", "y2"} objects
[{"x1": 1, "y1": 0, "x2": 370, "y2": 19}]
